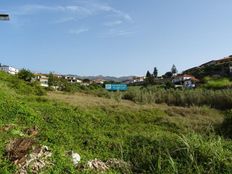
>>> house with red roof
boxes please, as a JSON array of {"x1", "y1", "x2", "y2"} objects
[{"x1": 172, "y1": 74, "x2": 199, "y2": 88}]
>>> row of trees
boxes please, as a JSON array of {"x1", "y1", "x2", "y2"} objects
[
  {"x1": 145, "y1": 65, "x2": 178, "y2": 84},
  {"x1": 145, "y1": 67, "x2": 158, "y2": 84}
]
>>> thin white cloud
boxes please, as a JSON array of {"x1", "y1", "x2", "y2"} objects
[
  {"x1": 14, "y1": 2, "x2": 133, "y2": 23},
  {"x1": 89, "y1": 3, "x2": 133, "y2": 22},
  {"x1": 11, "y1": 2, "x2": 135, "y2": 37},
  {"x1": 16, "y1": 4, "x2": 92, "y2": 16},
  {"x1": 53, "y1": 17, "x2": 76, "y2": 24},
  {"x1": 99, "y1": 28, "x2": 135, "y2": 38},
  {"x1": 104, "y1": 20, "x2": 123, "y2": 27},
  {"x1": 69, "y1": 28, "x2": 89, "y2": 35}
]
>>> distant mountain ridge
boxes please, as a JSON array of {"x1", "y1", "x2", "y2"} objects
[{"x1": 66, "y1": 75, "x2": 136, "y2": 82}]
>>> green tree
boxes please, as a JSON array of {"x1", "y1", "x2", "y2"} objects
[
  {"x1": 171, "y1": 64, "x2": 178, "y2": 75},
  {"x1": 48, "y1": 73, "x2": 60, "y2": 87},
  {"x1": 17, "y1": 69, "x2": 34, "y2": 82},
  {"x1": 146, "y1": 71, "x2": 152, "y2": 79},
  {"x1": 145, "y1": 71, "x2": 154, "y2": 84},
  {"x1": 163, "y1": 71, "x2": 173, "y2": 78},
  {"x1": 153, "y1": 67, "x2": 158, "y2": 77}
]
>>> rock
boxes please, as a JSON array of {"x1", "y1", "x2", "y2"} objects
[{"x1": 69, "y1": 151, "x2": 81, "y2": 167}]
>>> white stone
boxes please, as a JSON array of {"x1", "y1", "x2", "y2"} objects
[{"x1": 71, "y1": 151, "x2": 81, "y2": 167}]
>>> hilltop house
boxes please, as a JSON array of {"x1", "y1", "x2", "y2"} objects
[
  {"x1": 172, "y1": 74, "x2": 199, "y2": 88},
  {"x1": 123, "y1": 76, "x2": 145, "y2": 85},
  {"x1": 133, "y1": 76, "x2": 145, "y2": 83},
  {"x1": 63, "y1": 75, "x2": 82, "y2": 84},
  {"x1": 35, "y1": 75, "x2": 49, "y2": 87},
  {"x1": 93, "y1": 79, "x2": 105, "y2": 85},
  {"x1": 0, "y1": 64, "x2": 19, "y2": 75}
]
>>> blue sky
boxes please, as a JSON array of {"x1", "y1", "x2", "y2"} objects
[{"x1": 1, "y1": 0, "x2": 232, "y2": 76}]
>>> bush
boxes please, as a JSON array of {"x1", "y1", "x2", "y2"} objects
[
  {"x1": 122, "y1": 89, "x2": 137, "y2": 101},
  {"x1": 203, "y1": 77, "x2": 232, "y2": 89},
  {"x1": 17, "y1": 69, "x2": 34, "y2": 82}
]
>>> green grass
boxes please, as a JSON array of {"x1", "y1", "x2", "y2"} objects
[{"x1": 0, "y1": 71, "x2": 231, "y2": 173}]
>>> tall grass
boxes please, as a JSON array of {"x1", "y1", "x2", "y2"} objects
[
  {"x1": 219, "y1": 110, "x2": 232, "y2": 139},
  {"x1": 122, "y1": 87, "x2": 232, "y2": 110},
  {"x1": 124, "y1": 134, "x2": 232, "y2": 173}
]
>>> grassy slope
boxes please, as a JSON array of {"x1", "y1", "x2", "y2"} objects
[{"x1": 0, "y1": 72, "x2": 231, "y2": 173}]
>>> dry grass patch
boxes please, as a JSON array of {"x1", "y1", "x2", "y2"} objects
[{"x1": 47, "y1": 91, "x2": 224, "y2": 134}]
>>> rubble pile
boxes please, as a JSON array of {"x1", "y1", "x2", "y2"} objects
[
  {"x1": 87, "y1": 159, "x2": 109, "y2": 172},
  {"x1": 6, "y1": 138, "x2": 52, "y2": 174},
  {"x1": 85, "y1": 158, "x2": 131, "y2": 173}
]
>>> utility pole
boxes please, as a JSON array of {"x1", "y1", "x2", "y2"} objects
[{"x1": 0, "y1": 14, "x2": 9, "y2": 21}]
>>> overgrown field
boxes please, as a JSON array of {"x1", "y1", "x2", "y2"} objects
[
  {"x1": 121, "y1": 86, "x2": 232, "y2": 110},
  {"x1": 0, "y1": 72, "x2": 232, "y2": 173}
]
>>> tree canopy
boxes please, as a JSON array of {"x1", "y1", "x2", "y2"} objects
[{"x1": 17, "y1": 69, "x2": 34, "y2": 82}]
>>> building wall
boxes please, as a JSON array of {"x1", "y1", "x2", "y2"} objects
[{"x1": 0, "y1": 66, "x2": 19, "y2": 75}]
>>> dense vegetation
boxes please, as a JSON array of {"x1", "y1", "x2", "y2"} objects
[
  {"x1": 183, "y1": 61, "x2": 232, "y2": 79},
  {"x1": 203, "y1": 77, "x2": 232, "y2": 89},
  {"x1": 0, "y1": 71, "x2": 231, "y2": 173},
  {"x1": 121, "y1": 86, "x2": 232, "y2": 110}
]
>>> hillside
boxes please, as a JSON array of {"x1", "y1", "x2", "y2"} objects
[
  {"x1": 183, "y1": 55, "x2": 232, "y2": 79},
  {"x1": 0, "y1": 71, "x2": 231, "y2": 173}
]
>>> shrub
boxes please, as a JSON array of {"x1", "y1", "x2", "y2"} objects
[
  {"x1": 203, "y1": 77, "x2": 232, "y2": 89},
  {"x1": 17, "y1": 69, "x2": 34, "y2": 82}
]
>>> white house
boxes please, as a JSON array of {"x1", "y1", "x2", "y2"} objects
[
  {"x1": 133, "y1": 76, "x2": 145, "y2": 83},
  {"x1": 172, "y1": 74, "x2": 199, "y2": 88},
  {"x1": 35, "y1": 75, "x2": 49, "y2": 87},
  {"x1": 64, "y1": 75, "x2": 82, "y2": 84},
  {"x1": 0, "y1": 65, "x2": 19, "y2": 75},
  {"x1": 123, "y1": 76, "x2": 145, "y2": 85}
]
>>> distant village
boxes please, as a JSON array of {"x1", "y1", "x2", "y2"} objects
[
  {"x1": 1, "y1": 55, "x2": 232, "y2": 90},
  {"x1": 0, "y1": 63, "x2": 147, "y2": 88}
]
